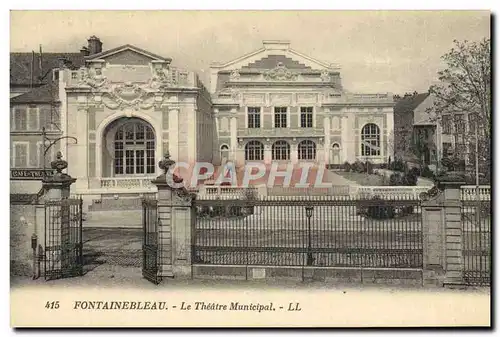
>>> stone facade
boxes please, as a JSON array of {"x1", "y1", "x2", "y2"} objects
[{"x1": 210, "y1": 40, "x2": 395, "y2": 167}]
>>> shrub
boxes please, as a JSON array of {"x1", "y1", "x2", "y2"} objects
[
  {"x1": 403, "y1": 171, "x2": 418, "y2": 186},
  {"x1": 409, "y1": 167, "x2": 421, "y2": 177},
  {"x1": 389, "y1": 172, "x2": 403, "y2": 186},
  {"x1": 379, "y1": 163, "x2": 387, "y2": 169},
  {"x1": 366, "y1": 196, "x2": 395, "y2": 219},
  {"x1": 343, "y1": 161, "x2": 351, "y2": 172},
  {"x1": 394, "y1": 158, "x2": 406, "y2": 172},
  {"x1": 353, "y1": 160, "x2": 366, "y2": 173},
  {"x1": 421, "y1": 166, "x2": 435, "y2": 179}
]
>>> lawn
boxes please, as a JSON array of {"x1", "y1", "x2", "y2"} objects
[{"x1": 335, "y1": 171, "x2": 387, "y2": 186}]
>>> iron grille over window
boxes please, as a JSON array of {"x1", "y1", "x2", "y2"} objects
[
  {"x1": 245, "y1": 140, "x2": 264, "y2": 161},
  {"x1": 300, "y1": 107, "x2": 313, "y2": 128},
  {"x1": 114, "y1": 121, "x2": 155, "y2": 175},
  {"x1": 274, "y1": 107, "x2": 287, "y2": 128},
  {"x1": 272, "y1": 140, "x2": 290, "y2": 160},
  {"x1": 361, "y1": 123, "x2": 381, "y2": 156},
  {"x1": 247, "y1": 107, "x2": 261, "y2": 128},
  {"x1": 298, "y1": 140, "x2": 316, "y2": 160}
]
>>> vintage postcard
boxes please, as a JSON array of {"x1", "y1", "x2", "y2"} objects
[{"x1": 9, "y1": 10, "x2": 491, "y2": 328}]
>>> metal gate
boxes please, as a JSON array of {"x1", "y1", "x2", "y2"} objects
[
  {"x1": 44, "y1": 198, "x2": 83, "y2": 280},
  {"x1": 462, "y1": 199, "x2": 491, "y2": 286},
  {"x1": 142, "y1": 198, "x2": 161, "y2": 284}
]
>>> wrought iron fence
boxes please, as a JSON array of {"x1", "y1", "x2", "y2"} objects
[
  {"x1": 44, "y1": 198, "x2": 83, "y2": 280},
  {"x1": 462, "y1": 199, "x2": 491, "y2": 286},
  {"x1": 193, "y1": 196, "x2": 423, "y2": 269}
]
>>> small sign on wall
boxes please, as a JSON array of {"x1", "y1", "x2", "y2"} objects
[{"x1": 10, "y1": 169, "x2": 55, "y2": 181}]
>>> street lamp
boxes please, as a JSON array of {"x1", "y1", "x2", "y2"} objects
[{"x1": 305, "y1": 206, "x2": 314, "y2": 266}]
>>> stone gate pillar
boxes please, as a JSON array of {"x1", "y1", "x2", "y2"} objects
[
  {"x1": 152, "y1": 152, "x2": 195, "y2": 279},
  {"x1": 421, "y1": 170, "x2": 465, "y2": 286},
  {"x1": 35, "y1": 151, "x2": 76, "y2": 278}
]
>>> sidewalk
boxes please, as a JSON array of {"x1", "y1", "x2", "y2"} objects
[{"x1": 11, "y1": 264, "x2": 490, "y2": 294}]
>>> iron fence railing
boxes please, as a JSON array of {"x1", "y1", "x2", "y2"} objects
[
  {"x1": 193, "y1": 197, "x2": 423, "y2": 269},
  {"x1": 462, "y1": 199, "x2": 491, "y2": 286}
]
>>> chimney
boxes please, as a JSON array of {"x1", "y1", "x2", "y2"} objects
[
  {"x1": 80, "y1": 46, "x2": 90, "y2": 57},
  {"x1": 87, "y1": 36, "x2": 103, "y2": 55}
]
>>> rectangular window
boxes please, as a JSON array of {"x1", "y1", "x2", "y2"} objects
[
  {"x1": 125, "y1": 150, "x2": 135, "y2": 174},
  {"x1": 442, "y1": 142, "x2": 452, "y2": 157},
  {"x1": 146, "y1": 141, "x2": 155, "y2": 174},
  {"x1": 14, "y1": 108, "x2": 27, "y2": 131},
  {"x1": 274, "y1": 107, "x2": 287, "y2": 128},
  {"x1": 454, "y1": 114, "x2": 465, "y2": 134},
  {"x1": 28, "y1": 106, "x2": 39, "y2": 131},
  {"x1": 442, "y1": 115, "x2": 452, "y2": 134},
  {"x1": 300, "y1": 107, "x2": 313, "y2": 128},
  {"x1": 13, "y1": 143, "x2": 28, "y2": 168},
  {"x1": 114, "y1": 142, "x2": 124, "y2": 175},
  {"x1": 468, "y1": 113, "x2": 476, "y2": 134},
  {"x1": 247, "y1": 107, "x2": 261, "y2": 128}
]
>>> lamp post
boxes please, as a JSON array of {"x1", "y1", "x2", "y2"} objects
[{"x1": 305, "y1": 206, "x2": 314, "y2": 266}]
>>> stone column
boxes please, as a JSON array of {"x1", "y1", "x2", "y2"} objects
[
  {"x1": 151, "y1": 152, "x2": 195, "y2": 279},
  {"x1": 420, "y1": 171, "x2": 465, "y2": 286},
  {"x1": 36, "y1": 152, "x2": 77, "y2": 278},
  {"x1": 168, "y1": 106, "x2": 179, "y2": 161},
  {"x1": 230, "y1": 113, "x2": 238, "y2": 161},
  {"x1": 290, "y1": 142, "x2": 298, "y2": 164},
  {"x1": 264, "y1": 141, "x2": 272, "y2": 165},
  {"x1": 323, "y1": 115, "x2": 331, "y2": 165}
]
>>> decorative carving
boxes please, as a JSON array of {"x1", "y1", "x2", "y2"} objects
[
  {"x1": 270, "y1": 93, "x2": 293, "y2": 105},
  {"x1": 419, "y1": 185, "x2": 442, "y2": 201},
  {"x1": 320, "y1": 70, "x2": 331, "y2": 82},
  {"x1": 77, "y1": 65, "x2": 177, "y2": 110},
  {"x1": 263, "y1": 62, "x2": 298, "y2": 81},
  {"x1": 229, "y1": 69, "x2": 241, "y2": 81},
  {"x1": 217, "y1": 88, "x2": 241, "y2": 101}
]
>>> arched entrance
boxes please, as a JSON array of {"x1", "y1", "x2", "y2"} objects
[
  {"x1": 102, "y1": 117, "x2": 157, "y2": 177},
  {"x1": 331, "y1": 143, "x2": 341, "y2": 165}
]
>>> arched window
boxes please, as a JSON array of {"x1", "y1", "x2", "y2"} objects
[
  {"x1": 220, "y1": 144, "x2": 229, "y2": 161},
  {"x1": 272, "y1": 140, "x2": 290, "y2": 160},
  {"x1": 114, "y1": 121, "x2": 155, "y2": 175},
  {"x1": 361, "y1": 123, "x2": 381, "y2": 156},
  {"x1": 298, "y1": 140, "x2": 316, "y2": 160},
  {"x1": 332, "y1": 143, "x2": 340, "y2": 150},
  {"x1": 245, "y1": 141, "x2": 264, "y2": 161}
]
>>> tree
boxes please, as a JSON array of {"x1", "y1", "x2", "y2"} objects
[{"x1": 427, "y1": 38, "x2": 491, "y2": 180}]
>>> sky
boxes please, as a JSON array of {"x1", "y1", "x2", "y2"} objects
[{"x1": 10, "y1": 10, "x2": 490, "y2": 94}]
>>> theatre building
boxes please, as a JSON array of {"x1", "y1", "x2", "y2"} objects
[{"x1": 210, "y1": 40, "x2": 395, "y2": 168}]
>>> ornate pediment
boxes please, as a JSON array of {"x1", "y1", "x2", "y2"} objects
[
  {"x1": 77, "y1": 66, "x2": 177, "y2": 110},
  {"x1": 263, "y1": 62, "x2": 298, "y2": 81}
]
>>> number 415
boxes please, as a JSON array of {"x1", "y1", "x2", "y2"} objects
[{"x1": 45, "y1": 301, "x2": 60, "y2": 309}]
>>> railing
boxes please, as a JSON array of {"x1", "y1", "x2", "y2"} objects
[
  {"x1": 461, "y1": 185, "x2": 491, "y2": 201},
  {"x1": 352, "y1": 186, "x2": 432, "y2": 200},
  {"x1": 237, "y1": 128, "x2": 324, "y2": 138},
  {"x1": 198, "y1": 185, "x2": 260, "y2": 200},
  {"x1": 193, "y1": 196, "x2": 423, "y2": 268},
  {"x1": 267, "y1": 186, "x2": 350, "y2": 196},
  {"x1": 100, "y1": 176, "x2": 156, "y2": 189}
]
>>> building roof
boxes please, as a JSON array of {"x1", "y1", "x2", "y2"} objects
[
  {"x1": 393, "y1": 92, "x2": 430, "y2": 116},
  {"x1": 85, "y1": 44, "x2": 172, "y2": 62},
  {"x1": 10, "y1": 52, "x2": 84, "y2": 86},
  {"x1": 10, "y1": 82, "x2": 59, "y2": 104}
]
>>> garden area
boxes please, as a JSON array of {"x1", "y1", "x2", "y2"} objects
[{"x1": 335, "y1": 159, "x2": 424, "y2": 187}]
